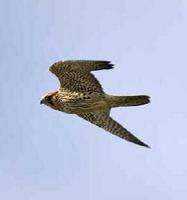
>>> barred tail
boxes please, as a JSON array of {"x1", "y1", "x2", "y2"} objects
[{"x1": 108, "y1": 95, "x2": 150, "y2": 108}]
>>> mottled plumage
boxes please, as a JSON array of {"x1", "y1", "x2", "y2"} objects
[{"x1": 41, "y1": 60, "x2": 150, "y2": 148}]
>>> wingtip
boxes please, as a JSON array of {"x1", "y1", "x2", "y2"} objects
[
  {"x1": 138, "y1": 140, "x2": 151, "y2": 148},
  {"x1": 108, "y1": 64, "x2": 114, "y2": 69},
  {"x1": 132, "y1": 138, "x2": 151, "y2": 149},
  {"x1": 95, "y1": 61, "x2": 114, "y2": 70},
  {"x1": 144, "y1": 144, "x2": 151, "y2": 149}
]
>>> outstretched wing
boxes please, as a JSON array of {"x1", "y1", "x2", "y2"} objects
[
  {"x1": 50, "y1": 60, "x2": 114, "y2": 72},
  {"x1": 78, "y1": 111, "x2": 150, "y2": 148},
  {"x1": 49, "y1": 60, "x2": 114, "y2": 93}
]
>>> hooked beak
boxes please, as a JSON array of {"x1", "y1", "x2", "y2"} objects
[{"x1": 40, "y1": 99, "x2": 44, "y2": 104}]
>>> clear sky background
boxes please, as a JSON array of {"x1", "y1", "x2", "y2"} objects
[{"x1": 0, "y1": 0, "x2": 187, "y2": 199}]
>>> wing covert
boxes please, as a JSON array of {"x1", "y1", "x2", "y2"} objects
[{"x1": 49, "y1": 60, "x2": 114, "y2": 93}]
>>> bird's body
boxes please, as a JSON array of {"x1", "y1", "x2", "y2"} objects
[
  {"x1": 41, "y1": 60, "x2": 150, "y2": 148},
  {"x1": 54, "y1": 90, "x2": 109, "y2": 114}
]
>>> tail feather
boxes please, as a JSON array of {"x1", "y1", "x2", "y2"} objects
[{"x1": 109, "y1": 95, "x2": 150, "y2": 108}]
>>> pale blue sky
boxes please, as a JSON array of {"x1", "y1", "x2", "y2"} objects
[{"x1": 0, "y1": 0, "x2": 187, "y2": 199}]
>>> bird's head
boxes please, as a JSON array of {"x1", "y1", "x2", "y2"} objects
[{"x1": 40, "y1": 91, "x2": 58, "y2": 109}]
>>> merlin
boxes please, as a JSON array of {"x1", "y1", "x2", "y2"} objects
[{"x1": 40, "y1": 60, "x2": 150, "y2": 148}]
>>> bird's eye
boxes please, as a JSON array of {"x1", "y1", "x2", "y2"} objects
[
  {"x1": 47, "y1": 96, "x2": 53, "y2": 104},
  {"x1": 47, "y1": 96, "x2": 52, "y2": 101}
]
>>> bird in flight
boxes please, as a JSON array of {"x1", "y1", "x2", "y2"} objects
[{"x1": 40, "y1": 60, "x2": 150, "y2": 148}]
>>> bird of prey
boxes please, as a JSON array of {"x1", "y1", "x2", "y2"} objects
[{"x1": 40, "y1": 60, "x2": 150, "y2": 148}]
